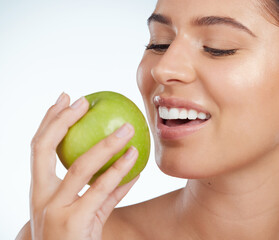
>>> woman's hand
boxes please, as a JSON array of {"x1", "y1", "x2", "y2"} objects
[{"x1": 29, "y1": 93, "x2": 139, "y2": 240}]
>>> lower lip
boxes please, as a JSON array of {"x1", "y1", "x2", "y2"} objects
[{"x1": 156, "y1": 113, "x2": 210, "y2": 140}]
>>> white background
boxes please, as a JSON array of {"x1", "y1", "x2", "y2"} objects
[{"x1": 0, "y1": 1, "x2": 187, "y2": 238}]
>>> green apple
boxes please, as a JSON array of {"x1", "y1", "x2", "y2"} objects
[{"x1": 56, "y1": 91, "x2": 151, "y2": 186}]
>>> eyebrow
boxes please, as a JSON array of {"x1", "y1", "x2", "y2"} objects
[{"x1": 147, "y1": 13, "x2": 257, "y2": 38}]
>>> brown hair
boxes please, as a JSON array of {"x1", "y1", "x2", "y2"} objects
[{"x1": 259, "y1": 0, "x2": 279, "y2": 26}]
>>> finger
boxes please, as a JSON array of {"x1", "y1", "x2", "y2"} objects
[
  {"x1": 96, "y1": 174, "x2": 140, "y2": 224},
  {"x1": 30, "y1": 96, "x2": 89, "y2": 186},
  {"x1": 52, "y1": 124, "x2": 136, "y2": 205},
  {"x1": 32, "y1": 92, "x2": 70, "y2": 139},
  {"x1": 72, "y1": 146, "x2": 138, "y2": 215},
  {"x1": 30, "y1": 93, "x2": 69, "y2": 192},
  {"x1": 34, "y1": 96, "x2": 89, "y2": 150}
]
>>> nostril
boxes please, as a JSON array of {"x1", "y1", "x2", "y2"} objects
[{"x1": 166, "y1": 79, "x2": 184, "y2": 83}]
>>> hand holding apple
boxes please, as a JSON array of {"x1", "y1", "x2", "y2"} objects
[
  {"x1": 29, "y1": 92, "x2": 144, "y2": 239},
  {"x1": 56, "y1": 91, "x2": 151, "y2": 185}
]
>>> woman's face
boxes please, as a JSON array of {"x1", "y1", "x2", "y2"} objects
[{"x1": 137, "y1": 0, "x2": 279, "y2": 179}]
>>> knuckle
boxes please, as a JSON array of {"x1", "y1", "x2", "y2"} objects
[
  {"x1": 47, "y1": 104, "x2": 57, "y2": 113},
  {"x1": 102, "y1": 135, "x2": 116, "y2": 150},
  {"x1": 110, "y1": 191, "x2": 121, "y2": 204},
  {"x1": 30, "y1": 137, "x2": 42, "y2": 152},
  {"x1": 53, "y1": 106, "x2": 70, "y2": 120},
  {"x1": 68, "y1": 161, "x2": 86, "y2": 177},
  {"x1": 52, "y1": 107, "x2": 75, "y2": 126},
  {"x1": 43, "y1": 105, "x2": 57, "y2": 119},
  {"x1": 54, "y1": 110, "x2": 65, "y2": 122},
  {"x1": 93, "y1": 163, "x2": 123, "y2": 193},
  {"x1": 45, "y1": 104, "x2": 62, "y2": 120},
  {"x1": 47, "y1": 110, "x2": 69, "y2": 132},
  {"x1": 110, "y1": 162, "x2": 125, "y2": 182},
  {"x1": 110, "y1": 161, "x2": 123, "y2": 174},
  {"x1": 94, "y1": 179, "x2": 109, "y2": 193},
  {"x1": 30, "y1": 135, "x2": 49, "y2": 153}
]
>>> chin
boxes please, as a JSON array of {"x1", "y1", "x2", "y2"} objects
[
  {"x1": 155, "y1": 150, "x2": 215, "y2": 179},
  {"x1": 154, "y1": 144, "x2": 240, "y2": 180}
]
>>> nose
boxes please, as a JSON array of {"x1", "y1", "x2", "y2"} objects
[{"x1": 151, "y1": 40, "x2": 197, "y2": 85}]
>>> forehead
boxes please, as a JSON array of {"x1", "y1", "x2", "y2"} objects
[{"x1": 154, "y1": 0, "x2": 263, "y2": 28}]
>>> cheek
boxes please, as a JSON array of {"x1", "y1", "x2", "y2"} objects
[
  {"x1": 137, "y1": 57, "x2": 155, "y2": 100},
  {"x1": 203, "y1": 58, "x2": 264, "y2": 111},
  {"x1": 202, "y1": 54, "x2": 279, "y2": 165},
  {"x1": 202, "y1": 51, "x2": 279, "y2": 128}
]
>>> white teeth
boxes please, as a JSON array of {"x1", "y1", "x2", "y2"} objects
[
  {"x1": 169, "y1": 108, "x2": 179, "y2": 119},
  {"x1": 159, "y1": 107, "x2": 169, "y2": 119},
  {"x1": 179, "y1": 109, "x2": 187, "y2": 119},
  {"x1": 188, "y1": 109, "x2": 198, "y2": 120},
  {"x1": 158, "y1": 106, "x2": 209, "y2": 120},
  {"x1": 197, "y1": 112, "x2": 206, "y2": 120}
]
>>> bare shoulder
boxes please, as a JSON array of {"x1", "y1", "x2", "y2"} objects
[
  {"x1": 15, "y1": 221, "x2": 31, "y2": 240},
  {"x1": 103, "y1": 188, "x2": 183, "y2": 240}
]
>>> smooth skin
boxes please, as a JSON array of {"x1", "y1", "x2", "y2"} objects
[{"x1": 17, "y1": 0, "x2": 279, "y2": 239}]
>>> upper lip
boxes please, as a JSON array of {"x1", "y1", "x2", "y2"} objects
[{"x1": 153, "y1": 95, "x2": 211, "y2": 116}]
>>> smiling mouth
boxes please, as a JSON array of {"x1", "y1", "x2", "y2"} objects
[{"x1": 154, "y1": 96, "x2": 212, "y2": 139}]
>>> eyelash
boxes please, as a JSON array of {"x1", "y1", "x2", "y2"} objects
[{"x1": 145, "y1": 43, "x2": 238, "y2": 57}]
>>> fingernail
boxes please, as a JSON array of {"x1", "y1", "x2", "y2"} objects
[
  {"x1": 70, "y1": 96, "x2": 85, "y2": 109},
  {"x1": 124, "y1": 146, "x2": 137, "y2": 160},
  {"x1": 55, "y1": 92, "x2": 65, "y2": 104},
  {"x1": 115, "y1": 123, "x2": 133, "y2": 138}
]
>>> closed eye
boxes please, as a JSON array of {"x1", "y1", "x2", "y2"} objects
[
  {"x1": 203, "y1": 46, "x2": 238, "y2": 57},
  {"x1": 145, "y1": 43, "x2": 170, "y2": 53},
  {"x1": 145, "y1": 43, "x2": 238, "y2": 57}
]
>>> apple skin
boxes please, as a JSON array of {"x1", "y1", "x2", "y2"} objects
[{"x1": 56, "y1": 91, "x2": 151, "y2": 186}]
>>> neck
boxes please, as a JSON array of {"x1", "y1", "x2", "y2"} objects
[{"x1": 175, "y1": 150, "x2": 279, "y2": 240}]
